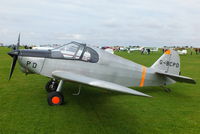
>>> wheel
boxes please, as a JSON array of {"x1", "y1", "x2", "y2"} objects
[
  {"x1": 47, "y1": 91, "x2": 64, "y2": 106},
  {"x1": 45, "y1": 80, "x2": 58, "y2": 92}
]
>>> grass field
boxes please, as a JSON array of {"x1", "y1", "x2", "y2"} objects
[{"x1": 0, "y1": 47, "x2": 199, "y2": 134}]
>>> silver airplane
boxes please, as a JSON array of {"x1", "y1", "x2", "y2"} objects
[{"x1": 8, "y1": 35, "x2": 196, "y2": 106}]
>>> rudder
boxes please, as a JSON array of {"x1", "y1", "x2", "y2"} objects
[{"x1": 151, "y1": 49, "x2": 180, "y2": 75}]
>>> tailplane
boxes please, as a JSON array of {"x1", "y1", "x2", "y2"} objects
[{"x1": 156, "y1": 71, "x2": 196, "y2": 84}]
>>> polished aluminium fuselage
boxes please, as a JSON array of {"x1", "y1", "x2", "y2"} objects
[{"x1": 18, "y1": 47, "x2": 175, "y2": 88}]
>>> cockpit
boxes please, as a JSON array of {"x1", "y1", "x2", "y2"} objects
[{"x1": 51, "y1": 42, "x2": 99, "y2": 63}]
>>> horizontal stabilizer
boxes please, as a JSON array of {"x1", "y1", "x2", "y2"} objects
[
  {"x1": 52, "y1": 71, "x2": 151, "y2": 97},
  {"x1": 156, "y1": 72, "x2": 196, "y2": 84}
]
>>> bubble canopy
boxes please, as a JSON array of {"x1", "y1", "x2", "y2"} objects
[{"x1": 52, "y1": 42, "x2": 99, "y2": 63}]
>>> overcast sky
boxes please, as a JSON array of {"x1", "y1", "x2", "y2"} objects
[{"x1": 0, "y1": 0, "x2": 200, "y2": 46}]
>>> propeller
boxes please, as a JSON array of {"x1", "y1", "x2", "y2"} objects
[
  {"x1": 8, "y1": 33, "x2": 20, "y2": 80},
  {"x1": 16, "y1": 33, "x2": 20, "y2": 50}
]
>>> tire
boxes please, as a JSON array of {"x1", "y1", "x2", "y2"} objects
[
  {"x1": 47, "y1": 91, "x2": 64, "y2": 106},
  {"x1": 45, "y1": 80, "x2": 58, "y2": 92}
]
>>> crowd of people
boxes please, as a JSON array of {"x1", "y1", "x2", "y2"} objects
[
  {"x1": 141, "y1": 48, "x2": 151, "y2": 55},
  {"x1": 194, "y1": 48, "x2": 200, "y2": 54}
]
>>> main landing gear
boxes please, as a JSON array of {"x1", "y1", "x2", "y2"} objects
[
  {"x1": 47, "y1": 92, "x2": 64, "y2": 105},
  {"x1": 46, "y1": 79, "x2": 82, "y2": 106},
  {"x1": 47, "y1": 79, "x2": 64, "y2": 106},
  {"x1": 45, "y1": 79, "x2": 58, "y2": 92}
]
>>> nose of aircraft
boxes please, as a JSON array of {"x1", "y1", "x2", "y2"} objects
[{"x1": 8, "y1": 50, "x2": 20, "y2": 57}]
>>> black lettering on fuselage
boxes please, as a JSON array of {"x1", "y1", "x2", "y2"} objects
[
  {"x1": 26, "y1": 61, "x2": 37, "y2": 69},
  {"x1": 26, "y1": 61, "x2": 31, "y2": 66},
  {"x1": 32, "y1": 63, "x2": 37, "y2": 68}
]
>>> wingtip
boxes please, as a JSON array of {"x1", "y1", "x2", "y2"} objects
[
  {"x1": 143, "y1": 94, "x2": 152, "y2": 98},
  {"x1": 135, "y1": 92, "x2": 152, "y2": 98},
  {"x1": 128, "y1": 88, "x2": 152, "y2": 98},
  {"x1": 147, "y1": 95, "x2": 152, "y2": 97}
]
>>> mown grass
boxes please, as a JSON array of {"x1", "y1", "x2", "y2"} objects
[{"x1": 0, "y1": 47, "x2": 199, "y2": 134}]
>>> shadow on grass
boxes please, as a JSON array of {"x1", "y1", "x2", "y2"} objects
[
  {"x1": 39, "y1": 81, "x2": 194, "y2": 134},
  {"x1": 135, "y1": 85, "x2": 193, "y2": 99},
  {"x1": 59, "y1": 83, "x2": 146, "y2": 134}
]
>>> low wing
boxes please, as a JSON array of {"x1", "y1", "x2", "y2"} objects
[
  {"x1": 156, "y1": 72, "x2": 196, "y2": 84},
  {"x1": 52, "y1": 71, "x2": 151, "y2": 97}
]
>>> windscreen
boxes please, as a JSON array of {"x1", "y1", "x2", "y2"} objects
[{"x1": 54, "y1": 43, "x2": 84, "y2": 59}]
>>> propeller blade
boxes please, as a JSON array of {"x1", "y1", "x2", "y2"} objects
[
  {"x1": 16, "y1": 33, "x2": 20, "y2": 50},
  {"x1": 9, "y1": 55, "x2": 18, "y2": 80},
  {"x1": 8, "y1": 33, "x2": 21, "y2": 80}
]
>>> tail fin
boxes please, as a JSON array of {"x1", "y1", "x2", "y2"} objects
[
  {"x1": 151, "y1": 49, "x2": 180, "y2": 75},
  {"x1": 151, "y1": 49, "x2": 196, "y2": 84}
]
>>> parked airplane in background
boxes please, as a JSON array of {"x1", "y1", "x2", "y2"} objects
[
  {"x1": 177, "y1": 50, "x2": 187, "y2": 55},
  {"x1": 8, "y1": 34, "x2": 196, "y2": 106},
  {"x1": 129, "y1": 47, "x2": 142, "y2": 51}
]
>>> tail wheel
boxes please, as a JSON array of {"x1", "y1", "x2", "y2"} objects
[
  {"x1": 47, "y1": 91, "x2": 64, "y2": 106},
  {"x1": 45, "y1": 80, "x2": 58, "y2": 92}
]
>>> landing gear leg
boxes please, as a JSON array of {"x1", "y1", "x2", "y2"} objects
[{"x1": 47, "y1": 80, "x2": 64, "y2": 106}]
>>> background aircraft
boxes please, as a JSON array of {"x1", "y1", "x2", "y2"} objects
[{"x1": 8, "y1": 34, "x2": 196, "y2": 106}]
